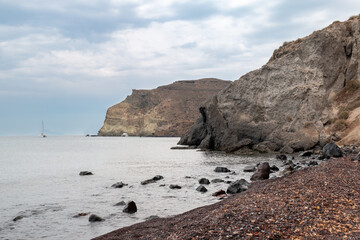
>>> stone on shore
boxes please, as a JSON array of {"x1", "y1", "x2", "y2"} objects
[
  {"x1": 226, "y1": 179, "x2": 250, "y2": 194},
  {"x1": 123, "y1": 201, "x2": 137, "y2": 214},
  {"x1": 250, "y1": 162, "x2": 270, "y2": 181},
  {"x1": 212, "y1": 190, "x2": 226, "y2": 197}
]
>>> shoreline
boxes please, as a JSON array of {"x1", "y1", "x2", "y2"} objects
[{"x1": 94, "y1": 156, "x2": 359, "y2": 239}]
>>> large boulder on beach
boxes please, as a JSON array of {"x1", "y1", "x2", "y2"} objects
[
  {"x1": 226, "y1": 179, "x2": 250, "y2": 194},
  {"x1": 250, "y1": 162, "x2": 270, "y2": 181},
  {"x1": 123, "y1": 201, "x2": 137, "y2": 214},
  {"x1": 322, "y1": 142, "x2": 343, "y2": 158}
]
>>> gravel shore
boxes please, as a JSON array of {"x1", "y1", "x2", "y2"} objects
[{"x1": 94, "y1": 157, "x2": 359, "y2": 239}]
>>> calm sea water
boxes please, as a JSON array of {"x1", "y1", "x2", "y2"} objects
[{"x1": 0, "y1": 136, "x2": 281, "y2": 240}]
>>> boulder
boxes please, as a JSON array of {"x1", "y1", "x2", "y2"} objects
[
  {"x1": 89, "y1": 214, "x2": 104, "y2": 222},
  {"x1": 79, "y1": 171, "x2": 93, "y2": 176},
  {"x1": 169, "y1": 184, "x2": 182, "y2": 189},
  {"x1": 243, "y1": 165, "x2": 257, "y2": 172},
  {"x1": 111, "y1": 182, "x2": 128, "y2": 188},
  {"x1": 322, "y1": 142, "x2": 343, "y2": 158},
  {"x1": 250, "y1": 162, "x2": 270, "y2": 181},
  {"x1": 198, "y1": 178, "x2": 210, "y2": 185},
  {"x1": 214, "y1": 167, "x2": 231, "y2": 173},
  {"x1": 196, "y1": 185, "x2": 208, "y2": 192},
  {"x1": 226, "y1": 179, "x2": 250, "y2": 194},
  {"x1": 123, "y1": 201, "x2": 137, "y2": 214}
]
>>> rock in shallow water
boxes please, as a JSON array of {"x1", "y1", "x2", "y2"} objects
[
  {"x1": 123, "y1": 201, "x2": 137, "y2": 214},
  {"x1": 114, "y1": 201, "x2": 126, "y2": 206},
  {"x1": 89, "y1": 214, "x2": 104, "y2": 222},
  {"x1": 214, "y1": 167, "x2": 231, "y2": 173},
  {"x1": 243, "y1": 165, "x2": 257, "y2": 172},
  {"x1": 141, "y1": 175, "x2": 164, "y2": 185},
  {"x1": 196, "y1": 185, "x2": 208, "y2": 192},
  {"x1": 79, "y1": 171, "x2": 93, "y2": 176},
  {"x1": 226, "y1": 179, "x2": 250, "y2": 194},
  {"x1": 169, "y1": 184, "x2": 182, "y2": 189},
  {"x1": 250, "y1": 162, "x2": 270, "y2": 181},
  {"x1": 111, "y1": 182, "x2": 128, "y2": 188},
  {"x1": 198, "y1": 178, "x2": 210, "y2": 184}
]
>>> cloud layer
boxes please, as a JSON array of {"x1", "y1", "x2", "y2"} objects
[{"x1": 1, "y1": 0, "x2": 360, "y2": 134}]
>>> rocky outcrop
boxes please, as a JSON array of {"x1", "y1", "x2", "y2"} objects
[
  {"x1": 179, "y1": 16, "x2": 360, "y2": 152},
  {"x1": 98, "y1": 78, "x2": 231, "y2": 136}
]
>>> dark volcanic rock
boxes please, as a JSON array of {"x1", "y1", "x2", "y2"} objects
[
  {"x1": 79, "y1": 171, "x2": 93, "y2": 176},
  {"x1": 250, "y1": 162, "x2": 271, "y2": 181},
  {"x1": 141, "y1": 175, "x2": 164, "y2": 185},
  {"x1": 89, "y1": 214, "x2": 104, "y2": 222},
  {"x1": 212, "y1": 190, "x2": 226, "y2": 197},
  {"x1": 123, "y1": 201, "x2": 137, "y2": 214},
  {"x1": 270, "y1": 165, "x2": 279, "y2": 172},
  {"x1": 322, "y1": 142, "x2": 343, "y2": 158},
  {"x1": 13, "y1": 216, "x2": 24, "y2": 222},
  {"x1": 111, "y1": 182, "x2": 128, "y2": 188},
  {"x1": 214, "y1": 167, "x2": 231, "y2": 173},
  {"x1": 299, "y1": 151, "x2": 313, "y2": 157},
  {"x1": 226, "y1": 179, "x2": 250, "y2": 194},
  {"x1": 196, "y1": 185, "x2": 208, "y2": 192},
  {"x1": 169, "y1": 184, "x2": 182, "y2": 189},
  {"x1": 198, "y1": 178, "x2": 210, "y2": 185}
]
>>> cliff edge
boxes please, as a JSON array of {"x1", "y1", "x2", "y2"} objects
[
  {"x1": 98, "y1": 78, "x2": 231, "y2": 136},
  {"x1": 179, "y1": 16, "x2": 360, "y2": 153}
]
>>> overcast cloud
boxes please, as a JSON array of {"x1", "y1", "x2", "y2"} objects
[{"x1": 1, "y1": 0, "x2": 360, "y2": 135}]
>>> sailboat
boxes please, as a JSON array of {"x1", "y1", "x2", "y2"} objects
[{"x1": 40, "y1": 121, "x2": 47, "y2": 138}]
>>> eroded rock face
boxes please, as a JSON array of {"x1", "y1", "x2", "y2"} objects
[
  {"x1": 179, "y1": 16, "x2": 360, "y2": 152},
  {"x1": 98, "y1": 79, "x2": 231, "y2": 137}
]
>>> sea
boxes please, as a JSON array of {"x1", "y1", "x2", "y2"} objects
[{"x1": 0, "y1": 136, "x2": 282, "y2": 240}]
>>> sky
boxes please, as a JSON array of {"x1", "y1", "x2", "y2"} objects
[{"x1": 1, "y1": 1, "x2": 360, "y2": 136}]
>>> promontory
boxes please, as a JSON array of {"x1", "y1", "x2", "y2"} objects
[
  {"x1": 98, "y1": 78, "x2": 231, "y2": 136},
  {"x1": 179, "y1": 15, "x2": 360, "y2": 153}
]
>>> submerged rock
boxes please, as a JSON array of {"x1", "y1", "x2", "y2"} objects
[
  {"x1": 89, "y1": 214, "x2": 104, "y2": 222},
  {"x1": 270, "y1": 165, "x2": 279, "y2": 173},
  {"x1": 13, "y1": 216, "x2": 24, "y2": 222},
  {"x1": 243, "y1": 165, "x2": 257, "y2": 172},
  {"x1": 79, "y1": 171, "x2": 93, "y2": 176},
  {"x1": 250, "y1": 162, "x2": 270, "y2": 181},
  {"x1": 123, "y1": 201, "x2": 137, "y2": 214},
  {"x1": 212, "y1": 190, "x2": 226, "y2": 197},
  {"x1": 114, "y1": 201, "x2": 126, "y2": 206},
  {"x1": 211, "y1": 178, "x2": 224, "y2": 183},
  {"x1": 226, "y1": 179, "x2": 250, "y2": 194}
]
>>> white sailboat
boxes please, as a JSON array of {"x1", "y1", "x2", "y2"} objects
[{"x1": 40, "y1": 121, "x2": 47, "y2": 138}]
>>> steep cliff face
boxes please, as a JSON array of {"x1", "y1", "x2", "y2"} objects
[
  {"x1": 179, "y1": 16, "x2": 360, "y2": 153},
  {"x1": 98, "y1": 78, "x2": 231, "y2": 136}
]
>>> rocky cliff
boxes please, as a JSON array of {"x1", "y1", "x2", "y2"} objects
[
  {"x1": 98, "y1": 78, "x2": 231, "y2": 136},
  {"x1": 179, "y1": 15, "x2": 360, "y2": 153}
]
